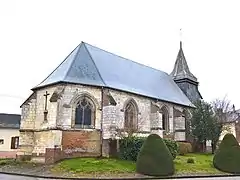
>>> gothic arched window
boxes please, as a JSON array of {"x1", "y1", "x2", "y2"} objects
[
  {"x1": 161, "y1": 106, "x2": 169, "y2": 131},
  {"x1": 75, "y1": 97, "x2": 95, "y2": 128},
  {"x1": 124, "y1": 100, "x2": 138, "y2": 133}
]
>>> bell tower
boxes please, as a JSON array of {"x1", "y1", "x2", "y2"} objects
[{"x1": 170, "y1": 41, "x2": 202, "y2": 103}]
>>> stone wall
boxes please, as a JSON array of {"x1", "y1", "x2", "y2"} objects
[
  {"x1": 150, "y1": 111, "x2": 163, "y2": 137},
  {"x1": 35, "y1": 86, "x2": 59, "y2": 130},
  {"x1": 19, "y1": 83, "x2": 188, "y2": 162},
  {"x1": 102, "y1": 105, "x2": 117, "y2": 139},
  {"x1": 32, "y1": 130, "x2": 62, "y2": 155},
  {"x1": 235, "y1": 122, "x2": 240, "y2": 143},
  {"x1": 56, "y1": 84, "x2": 102, "y2": 130},
  {"x1": 108, "y1": 89, "x2": 151, "y2": 133},
  {"x1": 220, "y1": 123, "x2": 236, "y2": 141},
  {"x1": 173, "y1": 106, "x2": 186, "y2": 141},
  {"x1": 18, "y1": 131, "x2": 34, "y2": 157},
  {"x1": 20, "y1": 93, "x2": 37, "y2": 130}
]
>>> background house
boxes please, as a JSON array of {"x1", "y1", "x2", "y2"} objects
[
  {"x1": 0, "y1": 113, "x2": 20, "y2": 158},
  {"x1": 220, "y1": 108, "x2": 240, "y2": 142}
]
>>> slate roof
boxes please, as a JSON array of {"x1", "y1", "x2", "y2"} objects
[
  {"x1": 0, "y1": 113, "x2": 21, "y2": 129},
  {"x1": 171, "y1": 42, "x2": 198, "y2": 82},
  {"x1": 32, "y1": 42, "x2": 194, "y2": 107}
]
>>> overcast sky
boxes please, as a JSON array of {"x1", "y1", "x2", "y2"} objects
[{"x1": 0, "y1": 0, "x2": 239, "y2": 114}]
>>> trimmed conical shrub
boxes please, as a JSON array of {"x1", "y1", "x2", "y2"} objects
[
  {"x1": 213, "y1": 133, "x2": 240, "y2": 173},
  {"x1": 218, "y1": 133, "x2": 239, "y2": 149},
  {"x1": 136, "y1": 134, "x2": 174, "y2": 176}
]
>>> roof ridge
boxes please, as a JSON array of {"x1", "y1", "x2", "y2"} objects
[
  {"x1": 83, "y1": 42, "x2": 107, "y2": 86},
  {"x1": 83, "y1": 42, "x2": 169, "y2": 76},
  {"x1": 64, "y1": 43, "x2": 84, "y2": 81}
]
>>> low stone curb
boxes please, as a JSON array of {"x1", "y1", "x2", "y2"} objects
[{"x1": 1, "y1": 171, "x2": 240, "y2": 180}]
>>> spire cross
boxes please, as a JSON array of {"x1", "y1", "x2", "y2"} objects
[{"x1": 43, "y1": 91, "x2": 50, "y2": 111}]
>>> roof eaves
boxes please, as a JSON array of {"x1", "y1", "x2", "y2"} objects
[
  {"x1": 29, "y1": 80, "x2": 194, "y2": 108},
  {"x1": 31, "y1": 44, "x2": 81, "y2": 90},
  {"x1": 20, "y1": 92, "x2": 36, "y2": 108}
]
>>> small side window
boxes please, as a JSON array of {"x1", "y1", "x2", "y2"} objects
[
  {"x1": 0, "y1": 139, "x2": 4, "y2": 145},
  {"x1": 11, "y1": 137, "x2": 19, "y2": 149}
]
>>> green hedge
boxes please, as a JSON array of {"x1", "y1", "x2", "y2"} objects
[
  {"x1": 119, "y1": 136, "x2": 179, "y2": 161},
  {"x1": 164, "y1": 138, "x2": 179, "y2": 159},
  {"x1": 177, "y1": 142, "x2": 192, "y2": 155},
  {"x1": 213, "y1": 133, "x2": 240, "y2": 173},
  {"x1": 119, "y1": 136, "x2": 144, "y2": 161},
  {"x1": 136, "y1": 134, "x2": 175, "y2": 176}
]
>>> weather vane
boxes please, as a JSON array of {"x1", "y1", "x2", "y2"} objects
[
  {"x1": 180, "y1": 28, "x2": 183, "y2": 48},
  {"x1": 180, "y1": 28, "x2": 182, "y2": 42}
]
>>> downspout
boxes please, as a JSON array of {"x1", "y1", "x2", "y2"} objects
[{"x1": 100, "y1": 87, "x2": 104, "y2": 156}]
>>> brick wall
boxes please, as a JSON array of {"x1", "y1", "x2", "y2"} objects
[
  {"x1": 45, "y1": 148, "x2": 62, "y2": 164},
  {"x1": 62, "y1": 130, "x2": 101, "y2": 158}
]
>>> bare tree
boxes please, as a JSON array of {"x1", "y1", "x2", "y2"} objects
[
  {"x1": 210, "y1": 95, "x2": 233, "y2": 153},
  {"x1": 211, "y1": 95, "x2": 233, "y2": 123},
  {"x1": 110, "y1": 118, "x2": 146, "y2": 139}
]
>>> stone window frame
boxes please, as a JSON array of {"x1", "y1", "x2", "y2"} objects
[
  {"x1": 160, "y1": 105, "x2": 170, "y2": 132},
  {"x1": 70, "y1": 92, "x2": 100, "y2": 129},
  {"x1": 123, "y1": 98, "x2": 139, "y2": 133}
]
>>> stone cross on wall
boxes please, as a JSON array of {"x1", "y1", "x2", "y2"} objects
[{"x1": 43, "y1": 91, "x2": 50, "y2": 121}]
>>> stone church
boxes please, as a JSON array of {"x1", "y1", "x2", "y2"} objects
[{"x1": 18, "y1": 41, "x2": 201, "y2": 163}]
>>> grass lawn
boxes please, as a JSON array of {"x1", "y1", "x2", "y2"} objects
[
  {"x1": 0, "y1": 159, "x2": 18, "y2": 166},
  {"x1": 52, "y1": 157, "x2": 136, "y2": 176},
  {"x1": 174, "y1": 153, "x2": 226, "y2": 175},
  {"x1": 52, "y1": 153, "x2": 227, "y2": 176}
]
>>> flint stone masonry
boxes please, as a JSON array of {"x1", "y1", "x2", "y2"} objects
[
  {"x1": 20, "y1": 98, "x2": 36, "y2": 129},
  {"x1": 175, "y1": 132, "x2": 186, "y2": 141},
  {"x1": 19, "y1": 83, "x2": 188, "y2": 163},
  {"x1": 108, "y1": 89, "x2": 151, "y2": 132},
  {"x1": 174, "y1": 117, "x2": 185, "y2": 130},
  {"x1": 57, "y1": 85, "x2": 102, "y2": 130},
  {"x1": 32, "y1": 130, "x2": 62, "y2": 154},
  {"x1": 103, "y1": 105, "x2": 117, "y2": 139},
  {"x1": 18, "y1": 131, "x2": 34, "y2": 156}
]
